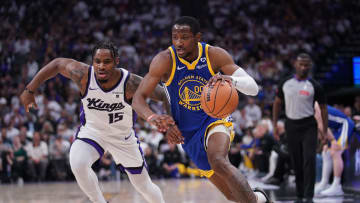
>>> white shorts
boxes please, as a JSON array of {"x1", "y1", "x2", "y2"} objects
[
  {"x1": 75, "y1": 126, "x2": 145, "y2": 174},
  {"x1": 205, "y1": 124, "x2": 232, "y2": 148}
]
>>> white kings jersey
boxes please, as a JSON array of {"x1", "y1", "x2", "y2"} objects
[{"x1": 79, "y1": 66, "x2": 135, "y2": 139}]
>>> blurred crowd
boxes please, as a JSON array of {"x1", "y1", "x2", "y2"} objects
[{"x1": 1, "y1": 0, "x2": 360, "y2": 184}]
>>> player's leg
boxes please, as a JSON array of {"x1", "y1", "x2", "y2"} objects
[
  {"x1": 320, "y1": 128, "x2": 346, "y2": 196},
  {"x1": 206, "y1": 125, "x2": 270, "y2": 203},
  {"x1": 315, "y1": 145, "x2": 332, "y2": 195},
  {"x1": 107, "y1": 136, "x2": 165, "y2": 203},
  {"x1": 286, "y1": 121, "x2": 305, "y2": 199},
  {"x1": 320, "y1": 142, "x2": 344, "y2": 196},
  {"x1": 70, "y1": 139, "x2": 106, "y2": 203},
  {"x1": 126, "y1": 168, "x2": 165, "y2": 203},
  {"x1": 331, "y1": 143, "x2": 344, "y2": 185},
  {"x1": 302, "y1": 122, "x2": 317, "y2": 199},
  {"x1": 208, "y1": 164, "x2": 237, "y2": 201}
]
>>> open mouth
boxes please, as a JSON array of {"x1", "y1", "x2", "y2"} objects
[
  {"x1": 177, "y1": 49, "x2": 185, "y2": 55},
  {"x1": 98, "y1": 72, "x2": 107, "y2": 78}
]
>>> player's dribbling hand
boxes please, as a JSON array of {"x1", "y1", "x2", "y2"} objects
[
  {"x1": 208, "y1": 74, "x2": 232, "y2": 87},
  {"x1": 147, "y1": 114, "x2": 175, "y2": 133},
  {"x1": 20, "y1": 89, "x2": 38, "y2": 112},
  {"x1": 166, "y1": 124, "x2": 184, "y2": 144}
]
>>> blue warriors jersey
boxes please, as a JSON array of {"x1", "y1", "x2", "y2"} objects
[
  {"x1": 327, "y1": 105, "x2": 355, "y2": 148},
  {"x1": 164, "y1": 42, "x2": 218, "y2": 140},
  {"x1": 164, "y1": 42, "x2": 233, "y2": 173}
]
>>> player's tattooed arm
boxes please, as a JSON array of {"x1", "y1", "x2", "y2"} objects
[
  {"x1": 56, "y1": 58, "x2": 89, "y2": 94},
  {"x1": 25, "y1": 58, "x2": 89, "y2": 94},
  {"x1": 67, "y1": 63, "x2": 87, "y2": 91},
  {"x1": 126, "y1": 73, "x2": 170, "y2": 113}
]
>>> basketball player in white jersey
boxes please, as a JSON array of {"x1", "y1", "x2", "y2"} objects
[{"x1": 20, "y1": 41, "x2": 171, "y2": 203}]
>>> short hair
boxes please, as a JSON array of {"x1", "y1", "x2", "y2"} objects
[
  {"x1": 296, "y1": 53, "x2": 312, "y2": 61},
  {"x1": 172, "y1": 16, "x2": 200, "y2": 35},
  {"x1": 92, "y1": 41, "x2": 119, "y2": 60}
]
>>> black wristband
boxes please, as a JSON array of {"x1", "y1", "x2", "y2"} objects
[{"x1": 25, "y1": 88, "x2": 35, "y2": 94}]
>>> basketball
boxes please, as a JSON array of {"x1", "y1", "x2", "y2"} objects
[{"x1": 200, "y1": 80, "x2": 238, "y2": 118}]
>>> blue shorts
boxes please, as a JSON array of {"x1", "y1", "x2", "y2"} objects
[
  {"x1": 331, "y1": 118, "x2": 355, "y2": 149},
  {"x1": 181, "y1": 119, "x2": 234, "y2": 177}
]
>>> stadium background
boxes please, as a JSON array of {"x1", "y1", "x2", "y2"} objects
[{"x1": 1, "y1": 0, "x2": 360, "y2": 198}]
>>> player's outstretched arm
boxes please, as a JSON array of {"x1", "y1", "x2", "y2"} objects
[
  {"x1": 20, "y1": 58, "x2": 89, "y2": 112},
  {"x1": 126, "y1": 73, "x2": 172, "y2": 119},
  {"x1": 125, "y1": 73, "x2": 167, "y2": 102},
  {"x1": 207, "y1": 46, "x2": 258, "y2": 96},
  {"x1": 133, "y1": 51, "x2": 183, "y2": 143}
]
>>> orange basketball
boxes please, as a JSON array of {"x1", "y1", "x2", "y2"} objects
[{"x1": 200, "y1": 80, "x2": 238, "y2": 118}]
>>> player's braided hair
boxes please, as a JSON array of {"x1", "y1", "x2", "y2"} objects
[{"x1": 92, "y1": 41, "x2": 119, "y2": 60}]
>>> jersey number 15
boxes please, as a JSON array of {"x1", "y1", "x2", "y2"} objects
[{"x1": 108, "y1": 112, "x2": 123, "y2": 124}]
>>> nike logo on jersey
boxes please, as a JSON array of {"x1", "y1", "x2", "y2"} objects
[
  {"x1": 125, "y1": 133, "x2": 132, "y2": 140},
  {"x1": 87, "y1": 98, "x2": 125, "y2": 112},
  {"x1": 177, "y1": 66, "x2": 186, "y2": 70},
  {"x1": 89, "y1": 87, "x2": 98, "y2": 90}
]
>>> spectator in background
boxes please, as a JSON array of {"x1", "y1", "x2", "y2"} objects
[
  {"x1": 262, "y1": 121, "x2": 292, "y2": 186},
  {"x1": 26, "y1": 131, "x2": 48, "y2": 182},
  {"x1": 96, "y1": 153, "x2": 115, "y2": 181},
  {"x1": 232, "y1": 108, "x2": 252, "y2": 136},
  {"x1": 252, "y1": 120, "x2": 276, "y2": 174},
  {"x1": 161, "y1": 143, "x2": 182, "y2": 179},
  {"x1": 0, "y1": 135, "x2": 13, "y2": 183},
  {"x1": 64, "y1": 95, "x2": 77, "y2": 116},
  {"x1": 244, "y1": 97, "x2": 262, "y2": 126},
  {"x1": 49, "y1": 134, "x2": 70, "y2": 180},
  {"x1": 273, "y1": 53, "x2": 328, "y2": 203},
  {"x1": 1, "y1": 127, "x2": 12, "y2": 146},
  {"x1": 144, "y1": 146, "x2": 160, "y2": 178},
  {"x1": 12, "y1": 136, "x2": 27, "y2": 184},
  {"x1": 144, "y1": 126, "x2": 163, "y2": 149}
]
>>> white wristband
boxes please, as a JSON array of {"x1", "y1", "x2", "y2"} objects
[{"x1": 230, "y1": 69, "x2": 259, "y2": 96}]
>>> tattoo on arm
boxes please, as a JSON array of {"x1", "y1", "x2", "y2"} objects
[
  {"x1": 69, "y1": 68, "x2": 86, "y2": 89},
  {"x1": 125, "y1": 74, "x2": 142, "y2": 100},
  {"x1": 151, "y1": 85, "x2": 167, "y2": 101}
]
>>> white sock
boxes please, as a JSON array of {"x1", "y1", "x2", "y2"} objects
[
  {"x1": 268, "y1": 151, "x2": 278, "y2": 177},
  {"x1": 70, "y1": 140, "x2": 106, "y2": 203},
  {"x1": 320, "y1": 150, "x2": 332, "y2": 185},
  {"x1": 262, "y1": 151, "x2": 278, "y2": 181},
  {"x1": 127, "y1": 169, "x2": 165, "y2": 203},
  {"x1": 333, "y1": 176, "x2": 341, "y2": 186},
  {"x1": 255, "y1": 191, "x2": 267, "y2": 203}
]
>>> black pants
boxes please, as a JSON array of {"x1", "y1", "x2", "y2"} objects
[{"x1": 286, "y1": 116, "x2": 317, "y2": 199}]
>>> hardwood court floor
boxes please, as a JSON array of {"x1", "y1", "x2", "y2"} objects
[{"x1": 0, "y1": 178, "x2": 359, "y2": 203}]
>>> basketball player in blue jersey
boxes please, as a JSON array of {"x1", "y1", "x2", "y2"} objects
[
  {"x1": 20, "y1": 41, "x2": 167, "y2": 203},
  {"x1": 133, "y1": 16, "x2": 272, "y2": 203},
  {"x1": 314, "y1": 103, "x2": 355, "y2": 196}
]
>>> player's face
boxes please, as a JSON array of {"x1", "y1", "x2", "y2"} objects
[
  {"x1": 295, "y1": 58, "x2": 312, "y2": 79},
  {"x1": 93, "y1": 49, "x2": 117, "y2": 83},
  {"x1": 172, "y1": 24, "x2": 200, "y2": 59}
]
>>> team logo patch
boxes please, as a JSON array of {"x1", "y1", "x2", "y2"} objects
[
  {"x1": 299, "y1": 90, "x2": 310, "y2": 96},
  {"x1": 178, "y1": 75, "x2": 207, "y2": 111}
]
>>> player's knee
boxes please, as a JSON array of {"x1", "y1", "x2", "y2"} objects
[
  {"x1": 70, "y1": 153, "x2": 90, "y2": 174},
  {"x1": 330, "y1": 147, "x2": 342, "y2": 157},
  {"x1": 208, "y1": 154, "x2": 229, "y2": 174},
  {"x1": 330, "y1": 142, "x2": 342, "y2": 153}
]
